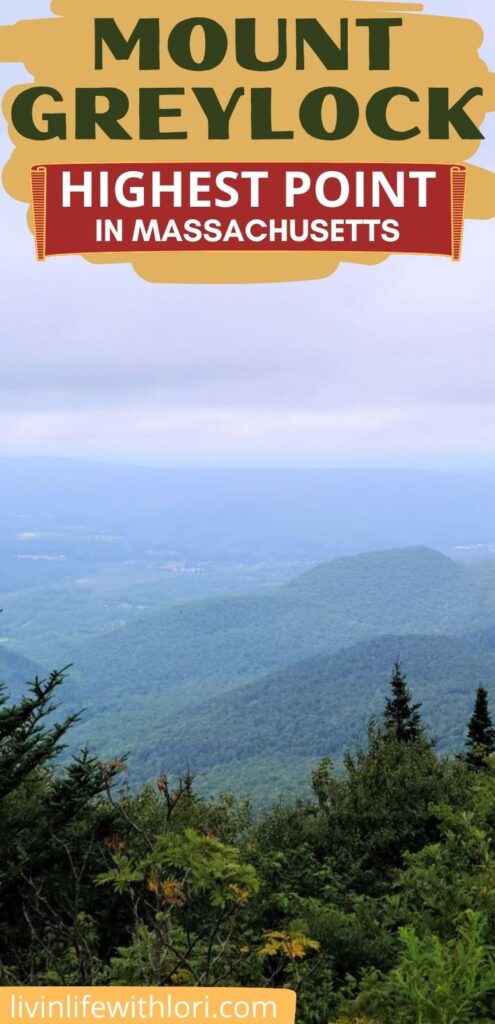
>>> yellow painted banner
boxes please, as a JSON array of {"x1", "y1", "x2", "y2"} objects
[
  {"x1": 1, "y1": 2, "x2": 495, "y2": 283},
  {"x1": 0, "y1": 988, "x2": 296, "y2": 1024}
]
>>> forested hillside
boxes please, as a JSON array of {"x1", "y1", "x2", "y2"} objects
[
  {"x1": 65, "y1": 547, "x2": 495, "y2": 700},
  {"x1": 66, "y1": 633, "x2": 495, "y2": 801},
  {"x1": 4, "y1": 462, "x2": 495, "y2": 667},
  {"x1": 5, "y1": 544, "x2": 495, "y2": 797},
  {"x1": 0, "y1": 645, "x2": 41, "y2": 690},
  {"x1": 20, "y1": 546, "x2": 495, "y2": 797}
]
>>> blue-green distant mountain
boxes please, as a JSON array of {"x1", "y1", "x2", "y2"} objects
[
  {"x1": 66, "y1": 547, "x2": 495, "y2": 700},
  {"x1": 0, "y1": 645, "x2": 42, "y2": 694},
  {"x1": 45, "y1": 547, "x2": 495, "y2": 796},
  {"x1": 4, "y1": 458, "x2": 495, "y2": 666},
  {"x1": 124, "y1": 633, "x2": 495, "y2": 801},
  {"x1": 5, "y1": 460, "x2": 495, "y2": 799}
]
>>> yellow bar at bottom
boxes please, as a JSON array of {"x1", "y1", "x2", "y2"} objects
[{"x1": 0, "y1": 988, "x2": 297, "y2": 1024}]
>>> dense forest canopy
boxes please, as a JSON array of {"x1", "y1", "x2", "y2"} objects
[{"x1": 2, "y1": 660, "x2": 495, "y2": 1024}]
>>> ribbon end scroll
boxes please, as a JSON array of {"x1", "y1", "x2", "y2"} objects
[
  {"x1": 451, "y1": 165, "x2": 467, "y2": 262},
  {"x1": 31, "y1": 165, "x2": 47, "y2": 262}
]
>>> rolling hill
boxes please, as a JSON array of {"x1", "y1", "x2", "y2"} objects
[
  {"x1": 64, "y1": 547, "x2": 495, "y2": 708},
  {"x1": 5, "y1": 458, "x2": 495, "y2": 675},
  {"x1": 4, "y1": 544, "x2": 495, "y2": 799},
  {"x1": 68, "y1": 632, "x2": 495, "y2": 802},
  {"x1": 0, "y1": 645, "x2": 42, "y2": 695},
  {"x1": 41, "y1": 546, "x2": 495, "y2": 796}
]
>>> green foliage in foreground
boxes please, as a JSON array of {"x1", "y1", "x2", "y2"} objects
[{"x1": 3, "y1": 666, "x2": 495, "y2": 1024}]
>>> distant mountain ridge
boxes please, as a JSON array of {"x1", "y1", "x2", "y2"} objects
[
  {"x1": 68, "y1": 632, "x2": 495, "y2": 802},
  {"x1": 0, "y1": 646, "x2": 42, "y2": 694},
  {"x1": 64, "y1": 547, "x2": 495, "y2": 704},
  {"x1": 3, "y1": 541, "x2": 495, "y2": 798},
  {"x1": 5, "y1": 457, "x2": 495, "y2": 798},
  {"x1": 43, "y1": 546, "x2": 495, "y2": 795}
]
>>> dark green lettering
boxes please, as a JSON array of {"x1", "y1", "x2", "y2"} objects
[
  {"x1": 235, "y1": 19, "x2": 287, "y2": 71},
  {"x1": 367, "y1": 88, "x2": 420, "y2": 140},
  {"x1": 356, "y1": 18, "x2": 403, "y2": 71},
  {"x1": 139, "y1": 89, "x2": 187, "y2": 139},
  {"x1": 95, "y1": 19, "x2": 160, "y2": 71},
  {"x1": 193, "y1": 88, "x2": 244, "y2": 139},
  {"x1": 296, "y1": 19, "x2": 348, "y2": 71},
  {"x1": 11, "y1": 87, "x2": 66, "y2": 140},
  {"x1": 300, "y1": 87, "x2": 359, "y2": 140},
  {"x1": 429, "y1": 87, "x2": 484, "y2": 139},
  {"x1": 251, "y1": 89, "x2": 293, "y2": 139},
  {"x1": 168, "y1": 19, "x2": 228, "y2": 71},
  {"x1": 75, "y1": 88, "x2": 131, "y2": 139}
]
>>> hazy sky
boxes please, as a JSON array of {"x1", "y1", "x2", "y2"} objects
[{"x1": 0, "y1": 0, "x2": 494, "y2": 469}]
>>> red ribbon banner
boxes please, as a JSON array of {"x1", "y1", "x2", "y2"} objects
[{"x1": 30, "y1": 162, "x2": 467, "y2": 262}]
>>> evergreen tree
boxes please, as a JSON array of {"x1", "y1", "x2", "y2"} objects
[
  {"x1": 466, "y1": 686, "x2": 495, "y2": 771},
  {"x1": 0, "y1": 668, "x2": 78, "y2": 801},
  {"x1": 0, "y1": 671, "x2": 123, "y2": 984},
  {"x1": 384, "y1": 660, "x2": 423, "y2": 743}
]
